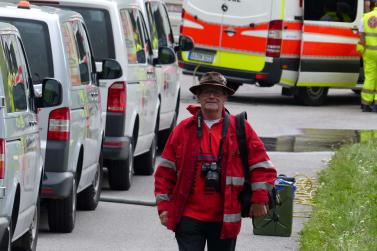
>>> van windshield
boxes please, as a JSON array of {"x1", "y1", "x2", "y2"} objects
[
  {"x1": 0, "y1": 18, "x2": 53, "y2": 84},
  {"x1": 59, "y1": 6, "x2": 115, "y2": 60}
]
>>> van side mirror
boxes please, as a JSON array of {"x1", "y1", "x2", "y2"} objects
[
  {"x1": 155, "y1": 47, "x2": 176, "y2": 65},
  {"x1": 175, "y1": 36, "x2": 194, "y2": 52},
  {"x1": 40, "y1": 78, "x2": 63, "y2": 108},
  {"x1": 98, "y1": 59, "x2": 122, "y2": 79}
]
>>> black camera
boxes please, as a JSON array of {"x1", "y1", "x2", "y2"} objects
[{"x1": 201, "y1": 162, "x2": 220, "y2": 190}]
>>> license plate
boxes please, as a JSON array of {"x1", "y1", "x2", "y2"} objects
[{"x1": 188, "y1": 51, "x2": 215, "y2": 63}]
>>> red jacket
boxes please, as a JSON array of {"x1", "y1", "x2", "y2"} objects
[{"x1": 154, "y1": 105, "x2": 277, "y2": 239}]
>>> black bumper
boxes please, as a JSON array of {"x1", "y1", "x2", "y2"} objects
[
  {"x1": 0, "y1": 216, "x2": 9, "y2": 246},
  {"x1": 41, "y1": 171, "x2": 73, "y2": 199},
  {"x1": 179, "y1": 58, "x2": 282, "y2": 86},
  {"x1": 102, "y1": 136, "x2": 131, "y2": 161}
]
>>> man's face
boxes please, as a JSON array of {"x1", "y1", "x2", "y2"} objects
[{"x1": 197, "y1": 86, "x2": 227, "y2": 113}]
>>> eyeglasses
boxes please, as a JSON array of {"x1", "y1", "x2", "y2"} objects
[{"x1": 199, "y1": 88, "x2": 225, "y2": 97}]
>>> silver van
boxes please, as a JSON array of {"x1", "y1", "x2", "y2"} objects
[
  {"x1": 0, "y1": 2, "x2": 122, "y2": 233},
  {"x1": 36, "y1": 0, "x2": 168, "y2": 190},
  {"x1": 0, "y1": 22, "x2": 63, "y2": 250}
]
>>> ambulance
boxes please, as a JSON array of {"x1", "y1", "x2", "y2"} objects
[{"x1": 179, "y1": 0, "x2": 364, "y2": 105}]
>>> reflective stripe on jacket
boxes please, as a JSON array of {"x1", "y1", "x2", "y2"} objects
[
  {"x1": 154, "y1": 105, "x2": 277, "y2": 239},
  {"x1": 363, "y1": 8, "x2": 377, "y2": 51}
]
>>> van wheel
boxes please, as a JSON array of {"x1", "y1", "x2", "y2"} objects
[
  {"x1": 108, "y1": 142, "x2": 133, "y2": 190},
  {"x1": 294, "y1": 87, "x2": 328, "y2": 106},
  {"x1": 12, "y1": 197, "x2": 40, "y2": 251},
  {"x1": 226, "y1": 81, "x2": 241, "y2": 92},
  {"x1": 47, "y1": 178, "x2": 77, "y2": 233},
  {"x1": 77, "y1": 154, "x2": 103, "y2": 210},
  {"x1": 135, "y1": 128, "x2": 157, "y2": 175}
]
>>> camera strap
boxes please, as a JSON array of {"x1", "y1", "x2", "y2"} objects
[{"x1": 196, "y1": 111, "x2": 230, "y2": 164}]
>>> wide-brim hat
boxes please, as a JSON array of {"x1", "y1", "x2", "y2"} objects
[{"x1": 189, "y1": 72, "x2": 235, "y2": 96}]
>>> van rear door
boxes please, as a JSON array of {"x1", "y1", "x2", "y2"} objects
[
  {"x1": 220, "y1": 0, "x2": 272, "y2": 72},
  {"x1": 182, "y1": 0, "x2": 222, "y2": 65},
  {"x1": 297, "y1": 0, "x2": 362, "y2": 88}
]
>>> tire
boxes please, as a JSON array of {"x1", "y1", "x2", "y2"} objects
[
  {"x1": 107, "y1": 142, "x2": 133, "y2": 190},
  {"x1": 12, "y1": 197, "x2": 40, "y2": 251},
  {"x1": 294, "y1": 87, "x2": 328, "y2": 106},
  {"x1": 77, "y1": 153, "x2": 103, "y2": 210},
  {"x1": 226, "y1": 81, "x2": 241, "y2": 92},
  {"x1": 47, "y1": 178, "x2": 77, "y2": 233},
  {"x1": 135, "y1": 129, "x2": 157, "y2": 176}
]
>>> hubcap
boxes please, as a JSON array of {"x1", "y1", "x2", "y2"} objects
[{"x1": 307, "y1": 87, "x2": 324, "y2": 99}]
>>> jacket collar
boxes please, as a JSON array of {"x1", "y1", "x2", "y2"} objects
[{"x1": 186, "y1": 105, "x2": 229, "y2": 119}]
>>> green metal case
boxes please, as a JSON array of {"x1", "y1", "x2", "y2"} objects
[{"x1": 252, "y1": 183, "x2": 294, "y2": 237}]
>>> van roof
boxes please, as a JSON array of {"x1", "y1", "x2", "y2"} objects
[
  {"x1": 0, "y1": 2, "x2": 82, "y2": 23},
  {"x1": 32, "y1": 0, "x2": 141, "y2": 8}
]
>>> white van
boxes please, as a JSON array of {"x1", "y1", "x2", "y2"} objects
[
  {"x1": 180, "y1": 0, "x2": 364, "y2": 105},
  {"x1": 0, "y1": 22, "x2": 62, "y2": 250},
  {"x1": 0, "y1": 1, "x2": 121, "y2": 232},
  {"x1": 35, "y1": 0, "x2": 165, "y2": 190},
  {"x1": 163, "y1": 0, "x2": 183, "y2": 41},
  {"x1": 138, "y1": 0, "x2": 181, "y2": 149}
]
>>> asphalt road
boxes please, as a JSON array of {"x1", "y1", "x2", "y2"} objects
[{"x1": 37, "y1": 74, "x2": 376, "y2": 251}]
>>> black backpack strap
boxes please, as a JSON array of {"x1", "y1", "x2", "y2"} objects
[{"x1": 236, "y1": 112, "x2": 249, "y2": 181}]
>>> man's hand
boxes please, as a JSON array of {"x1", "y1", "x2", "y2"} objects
[
  {"x1": 159, "y1": 211, "x2": 168, "y2": 226},
  {"x1": 249, "y1": 204, "x2": 267, "y2": 218}
]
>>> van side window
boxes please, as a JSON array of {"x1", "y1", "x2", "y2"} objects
[
  {"x1": 74, "y1": 22, "x2": 93, "y2": 85},
  {"x1": 146, "y1": 2, "x2": 174, "y2": 50},
  {"x1": 129, "y1": 9, "x2": 146, "y2": 64},
  {"x1": 120, "y1": 9, "x2": 138, "y2": 64},
  {"x1": 138, "y1": 10, "x2": 153, "y2": 57},
  {"x1": 304, "y1": 0, "x2": 357, "y2": 23},
  {"x1": 0, "y1": 19, "x2": 54, "y2": 85},
  {"x1": 62, "y1": 22, "x2": 81, "y2": 86},
  {"x1": 1, "y1": 35, "x2": 28, "y2": 113}
]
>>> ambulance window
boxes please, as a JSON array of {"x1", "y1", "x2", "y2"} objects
[
  {"x1": 1, "y1": 35, "x2": 28, "y2": 113},
  {"x1": 304, "y1": 0, "x2": 357, "y2": 23},
  {"x1": 0, "y1": 18, "x2": 53, "y2": 84},
  {"x1": 58, "y1": 6, "x2": 115, "y2": 60}
]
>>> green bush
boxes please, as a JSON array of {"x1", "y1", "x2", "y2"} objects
[{"x1": 300, "y1": 140, "x2": 377, "y2": 251}]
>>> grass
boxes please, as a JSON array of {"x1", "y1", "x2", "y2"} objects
[{"x1": 300, "y1": 140, "x2": 377, "y2": 251}]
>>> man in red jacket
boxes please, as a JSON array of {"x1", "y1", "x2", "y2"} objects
[{"x1": 154, "y1": 72, "x2": 277, "y2": 251}]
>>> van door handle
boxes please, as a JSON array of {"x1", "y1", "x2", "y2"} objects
[
  {"x1": 352, "y1": 26, "x2": 359, "y2": 32},
  {"x1": 129, "y1": 82, "x2": 140, "y2": 85},
  {"x1": 224, "y1": 29, "x2": 236, "y2": 35},
  {"x1": 90, "y1": 92, "x2": 98, "y2": 97}
]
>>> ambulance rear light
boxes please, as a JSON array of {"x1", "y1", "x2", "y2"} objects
[
  {"x1": 107, "y1": 82, "x2": 126, "y2": 113},
  {"x1": 48, "y1": 107, "x2": 70, "y2": 141},
  {"x1": 266, "y1": 20, "x2": 283, "y2": 58},
  {"x1": 0, "y1": 139, "x2": 4, "y2": 179}
]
